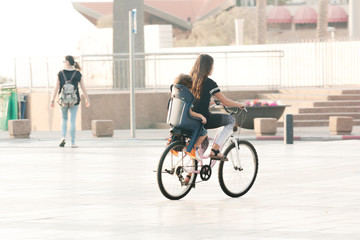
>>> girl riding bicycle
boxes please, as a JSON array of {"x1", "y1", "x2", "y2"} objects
[
  {"x1": 158, "y1": 55, "x2": 258, "y2": 197},
  {"x1": 190, "y1": 54, "x2": 246, "y2": 160}
]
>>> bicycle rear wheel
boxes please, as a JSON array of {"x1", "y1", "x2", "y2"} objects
[
  {"x1": 218, "y1": 140, "x2": 258, "y2": 198},
  {"x1": 157, "y1": 140, "x2": 198, "y2": 200}
]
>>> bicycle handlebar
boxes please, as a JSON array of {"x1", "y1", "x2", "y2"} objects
[{"x1": 213, "y1": 100, "x2": 247, "y2": 115}]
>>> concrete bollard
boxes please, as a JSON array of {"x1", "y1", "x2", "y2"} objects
[
  {"x1": 8, "y1": 119, "x2": 31, "y2": 138},
  {"x1": 329, "y1": 116, "x2": 353, "y2": 135},
  {"x1": 254, "y1": 118, "x2": 277, "y2": 136},
  {"x1": 92, "y1": 120, "x2": 114, "y2": 137}
]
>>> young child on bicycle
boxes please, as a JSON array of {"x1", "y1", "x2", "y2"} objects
[{"x1": 172, "y1": 74, "x2": 208, "y2": 161}]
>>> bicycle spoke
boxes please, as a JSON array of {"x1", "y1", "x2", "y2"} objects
[
  {"x1": 219, "y1": 140, "x2": 258, "y2": 198},
  {"x1": 157, "y1": 141, "x2": 198, "y2": 200}
]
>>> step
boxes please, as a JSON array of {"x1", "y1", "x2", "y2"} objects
[
  {"x1": 258, "y1": 93, "x2": 328, "y2": 101},
  {"x1": 328, "y1": 95, "x2": 360, "y2": 101},
  {"x1": 293, "y1": 113, "x2": 360, "y2": 121},
  {"x1": 278, "y1": 119, "x2": 360, "y2": 127},
  {"x1": 152, "y1": 122, "x2": 169, "y2": 129},
  {"x1": 278, "y1": 88, "x2": 342, "y2": 95},
  {"x1": 278, "y1": 120, "x2": 328, "y2": 127},
  {"x1": 276, "y1": 100, "x2": 315, "y2": 108},
  {"x1": 298, "y1": 107, "x2": 360, "y2": 114},
  {"x1": 342, "y1": 89, "x2": 360, "y2": 95},
  {"x1": 313, "y1": 100, "x2": 360, "y2": 107},
  {"x1": 278, "y1": 88, "x2": 360, "y2": 95}
]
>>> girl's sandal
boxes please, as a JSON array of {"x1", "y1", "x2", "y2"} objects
[{"x1": 210, "y1": 149, "x2": 228, "y2": 161}]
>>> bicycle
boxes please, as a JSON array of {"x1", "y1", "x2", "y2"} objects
[{"x1": 157, "y1": 104, "x2": 259, "y2": 200}]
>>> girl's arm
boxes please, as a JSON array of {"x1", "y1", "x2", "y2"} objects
[
  {"x1": 190, "y1": 109, "x2": 207, "y2": 124},
  {"x1": 79, "y1": 77, "x2": 91, "y2": 107},
  {"x1": 50, "y1": 77, "x2": 60, "y2": 109},
  {"x1": 214, "y1": 92, "x2": 246, "y2": 109}
]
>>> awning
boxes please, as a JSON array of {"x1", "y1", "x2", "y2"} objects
[
  {"x1": 328, "y1": 5, "x2": 348, "y2": 23},
  {"x1": 293, "y1": 6, "x2": 317, "y2": 24},
  {"x1": 267, "y1": 6, "x2": 292, "y2": 23}
]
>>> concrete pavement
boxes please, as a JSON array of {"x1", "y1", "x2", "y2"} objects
[
  {"x1": 0, "y1": 128, "x2": 359, "y2": 239},
  {"x1": 1, "y1": 125, "x2": 360, "y2": 141}
]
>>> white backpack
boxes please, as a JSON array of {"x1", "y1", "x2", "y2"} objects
[{"x1": 58, "y1": 71, "x2": 78, "y2": 107}]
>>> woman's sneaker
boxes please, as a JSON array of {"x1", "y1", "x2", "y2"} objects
[{"x1": 59, "y1": 138, "x2": 66, "y2": 147}]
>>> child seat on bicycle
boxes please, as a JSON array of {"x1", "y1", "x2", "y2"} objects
[{"x1": 167, "y1": 84, "x2": 203, "y2": 153}]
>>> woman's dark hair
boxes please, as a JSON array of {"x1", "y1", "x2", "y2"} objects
[
  {"x1": 65, "y1": 55, "x2": 81, "y2": 71},
  {"x1": 174, "y1": 74, "x2": 193, "y2": 90},
  {"x1": 189, "y1": 54, "x2": 214, "y2": 99}
]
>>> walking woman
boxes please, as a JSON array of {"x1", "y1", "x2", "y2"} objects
[
  {"x1": 50, "y1": 55, "x2": 90, "y2": 148},
  {"x1": 190, "y1": 54, "x2": 245, "y2": 159}
]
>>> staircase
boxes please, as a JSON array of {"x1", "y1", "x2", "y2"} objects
[{"x1": 258, "y1": 88, "x2": 360, "y2": 127}]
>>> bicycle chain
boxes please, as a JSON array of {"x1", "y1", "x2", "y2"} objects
[{"x1": 200, "y1": 165, "x2": 212, "y2": 181}]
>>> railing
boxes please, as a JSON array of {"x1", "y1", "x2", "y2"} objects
[
  {"x1": 80, "y1": 50, "x2": 284, "y2": 90},
  {"x1": 268, "y1": 38, "x2": 360, "y2": 87},
  {"x1": 1, "y1": 38, "x2": 359, "y2": 90}
]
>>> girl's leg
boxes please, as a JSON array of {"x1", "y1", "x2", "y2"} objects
[
  {"x1": 61, "y1": 107, "x2": 69, "y2": 139},
  {"x1": 194, "y1": 134, "x2": 207, "y2": 154},
  {"x1": 205, "y1": 114, "x2": 235, "y2": 157},
  {"x1": 194, "y1": 126, "x2": 207, "y2": 149},
  {"x1": 69, "y1": 105, "x2": 79, "y2": 146}
]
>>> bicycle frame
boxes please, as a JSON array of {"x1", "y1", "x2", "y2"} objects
[{"x1": 179, "y1": 133, "x2": 243, "y2": 176}]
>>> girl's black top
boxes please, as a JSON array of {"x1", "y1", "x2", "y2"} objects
[{"x1": 192, "y1": 77, "x2": 220, "y2": 119}]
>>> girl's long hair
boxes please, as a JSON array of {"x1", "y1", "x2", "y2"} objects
[
  {"x1": 65, "y1": 55, "x2": 81, "y2": 71},
  {"x1": 189, "y1": 54, "x2": 214, "y2": 99}
]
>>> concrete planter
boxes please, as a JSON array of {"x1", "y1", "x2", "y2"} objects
[{"x1": 221, "y1": 106, "x2": 287, "y2": 129}]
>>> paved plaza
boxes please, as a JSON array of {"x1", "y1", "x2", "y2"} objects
[{"x1": 0, "y1": 128, "x2": 359, "y2": 239}]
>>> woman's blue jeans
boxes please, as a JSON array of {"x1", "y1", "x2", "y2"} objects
[{"x1": 61, "y1": 105, "x2": 79, "y2": 145}]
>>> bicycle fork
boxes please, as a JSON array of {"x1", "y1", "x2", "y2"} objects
[{"x1": 229, "y1": 137, "x2": 243, "y2": 171}]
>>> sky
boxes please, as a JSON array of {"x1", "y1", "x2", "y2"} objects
[{"x1": 0, "y1": 0, "x2": 109, "y2": 57}]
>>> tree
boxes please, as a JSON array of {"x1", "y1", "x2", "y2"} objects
[
  {"x1": 255, "y1": 0, "x2": 267, "y2": 44},
  {"x1": 316, "y1": 0, "x2": 328, "y2": 40}
]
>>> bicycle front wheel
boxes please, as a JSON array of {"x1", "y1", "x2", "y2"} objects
[
  {"x1": 157, "y1": 141, "x2": 198, "y2": 200},
  {"x1": 219, "y1": 140, "x2": 258, "y2": 198}
]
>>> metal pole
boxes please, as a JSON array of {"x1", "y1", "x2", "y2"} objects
[
  {"x1": 29, "y1": 57, "x2": 33, "y2": 90},
  {"x1": 46, "y1": 57, "x2": 50, "y2": 90},
  {"x1": 14, "y1": 58, "x2": 17, "y2": 87},
  {"x1": 284, "y1": 114, "x2": 293, "y2": 144},
  {"x1": 129, "y1": 9, "x2": 137, "y2": 138}
]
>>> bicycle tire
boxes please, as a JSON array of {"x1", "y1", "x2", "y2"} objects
[
  {"x1": 157, "y1": 140, "x2": 198, "y2": 200},
  {"x1": 218, "y1": 140, "x2": 258, "y2": 198}
]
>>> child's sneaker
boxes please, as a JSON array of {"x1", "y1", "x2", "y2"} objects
[{"x1": 186, "y1": 148, "x2": 201, "y2": 161}]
